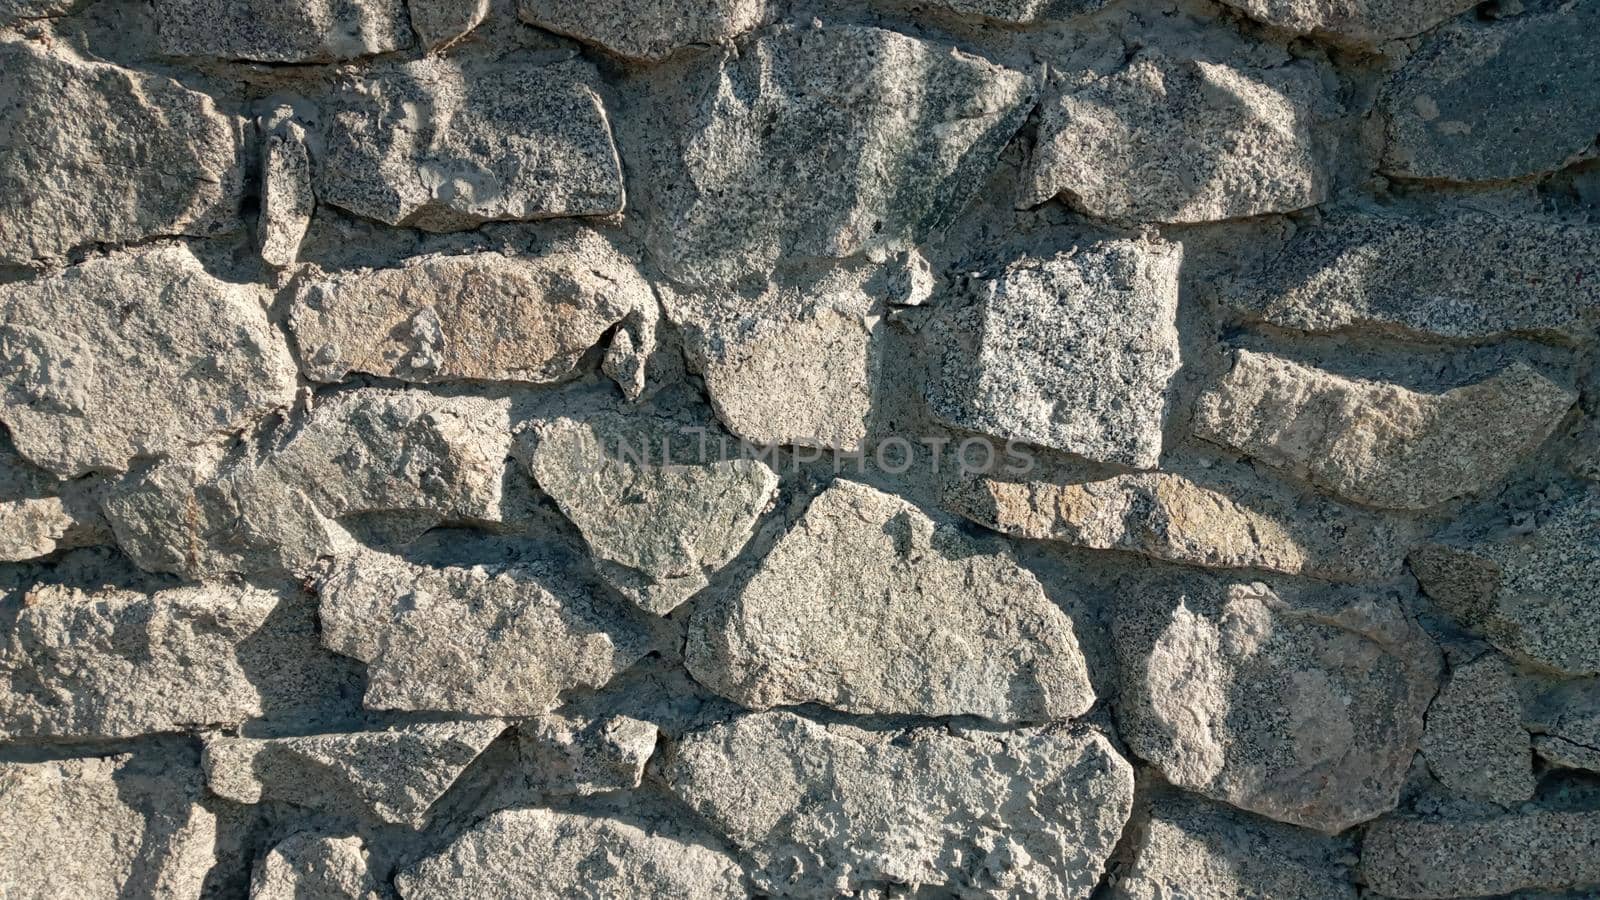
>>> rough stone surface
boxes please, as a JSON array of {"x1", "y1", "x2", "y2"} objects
[
  {"x1": 519, "y1": 713, "x2": 658, "y2": 796},
  {"x1": 0, "y1": 756, "x2": 216, "y2": 900},
  {"x1": 395, "y1": 808, "x2": 748, "y2": 898},
  {"x1": 924, "y1": 0, "x2": 1058, "y2": 23},
  {"x1": 525, "y1": 413, "x2": 778, "y2": 614},
  {"x1": 1419, "y1": 654, "x2": 1534, "y2": 806},
  {"x1": 204, "y1": 720, "x2": 507, "y2": 825},
  {"x1": 1214, "y1": 0, "x2": 1478, "y2": 47},
  {"x1": 688, "y1": 479, "x2": 1095, "y2": 722},
  {"x1": 318, "y1": 547, "x2": 649, "y2": 715},
  {"x1": 1381, "y1": 4, "x2": 1600, "y2": 183},
  {"x1": 517, "y1": 0, "x2": 766, "y2": 62},
  {"x1": 1529, "y1": 681, "x2": 1600, "y2": 772},
  {"x1": 259, "y1": 120, "x2": 314, "y2": 269},
  {"x1": 1025, "y1": 50, "x2": 1333, "y2": 223},
  {"x1": 0, "y1": 42, "x2": 244, "y2": 265},
  {"x1": 663, "y1": 711, "x2": 1134, "y2": 897},
  {"x1": 408, "y1": 0, "x2": 489, "y2": 51},
  {"x1": 154, "y1": 0, "x2": 411, "y2": 61},
  {"x1": 0, "y1": 438, "x2": 108, "y2": 561},
  {"x1": 928, "y1": 239, "x2": 1182, "y2": 468},
  {"x1": 1411, "y1": 488, "x2": 1600, "y2": 676},
  {"x1": 318, "y1": 57, "x2": 624, "y2": 230},
  {"x1": 1362, "y1": 812, "x2": 1600, "y2": 899},
  {"x1": 1194, "y1": 351, "x2": 1575, "y2": 509},
  {"x1": 249, "y1": 834, "x2": 383, "y2": 900},
  {"x1": 1112, "y1": 573, "x2": 1440, "y2": 833}
]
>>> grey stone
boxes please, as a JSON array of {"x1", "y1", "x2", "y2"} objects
[
  {"x1": 517, "y1": 0, "x2": 765, "y2": 62},
  {"x1": 688, "y1": 480, "x2": 1095, "y2": 723},
  {"x1": 923, "y1": 0, "x2": 1057, "y2": 23},
  {"x1": 642, "y1": 23, "x2": 1034, "y2": 286},
  {"x1": 250, "y1": 834, "x2": 382, "y2": 900},
  {"x1": 1528, "y1": 680, "x2": 1600, "y2": 772},
  {"x1": 1220, "y1": 207, "x2": 1600, "y2": 345},
  {"x1": 0, "y1": 756, "x2": 217, "y2": 900},
  {"x1": 1112, "y1": 573, "x2": 1440, "y2": 833},
  {"x1": 1362, "y1": 811, "x2": 1600, "y2": 898},
  {"x1": 317, "y1": 57, "x2": 624, "y2": 231},
  {"x1": 1214, "y1": 0, "x2": 1478, "y2": 47},
  {"x1": 0, "y1": 438, "x2": 108, "y2": 562},
  {"x1": 1025, "y1": 50, "x2": 1333, "y2": 223},
  {"x1": 155, "y1": 0, "x2": 412, "y2": 61},
  {"x1": 0, "y1": 42, "x2": 244, "y2": 265},
  {"x1": 928, "y1": 239, "x2": 1183, "y2": 469},
  {"x1": 0, "y1": 581, "x2": 279, "y2": 739},
  {"x1": 204, "y1": 720, "x2": 507, "y2": 826},
  {"x1": 1419, "y1": 654, "x2": 1534, "y2": 806},
  {"x1": 525, "y1": 413, "x2": 778, "y2": 614},
  {"x1": 408, "y1": 0, "x2": 488, "y2": 51},
  {"x1": 318, "y1": 547, "x2": 650, "y2": 715},
  {"x1": 395, "y1": 807, "x2": 747, "y2": 899},
  {"x1": 0, "y1": 0, "x2": 84, "y2": 25},
  {"x1": 1194, "y1": 352, "x2": 1575, "y2": 510},
  {"x1": 289, "y1": 233, "x2": 655, "y2": 387},
  {"x1": 1381, "y1": 5, "x2": 1600, "y2": 183},
  {"x1": 662, "y1": 711, "x2": 1134, "y2": 898},
  {"x1": 1112, "y1": 794, "x2": 1357, "y2": 900},
  {"x1": 519, "y1": 713, "x2": 658, "y2": 796},
  {"x1": 259, "y1": 120, "x2": 314, "y2": 269},
  {"x1": 0, "y1": 245, "x2": 298, "y2": 478},
  {"x1": 1411, "y1": 488, "x2": 1600, "y2": 676}
]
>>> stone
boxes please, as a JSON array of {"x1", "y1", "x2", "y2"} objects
[
  {"x1": 289, "y1": 233, "x2": 655, "y2": 387},
  {"x1": 408, "y1": 0, "x2": 488, "y2": 51},
  {"x1": 318, "y1": 547, "x2": 650, "y2": 715},
  {"x1": 0, "y1": 245, "x2": 298, "y2": 478},
  {"x1": 519, "y1": 713, "x2": 658, "y2": 796},
  {"x1": 924, "y1": 0, "x2": 1057, "y2": 23},
  {"x1": 688, "y1": 479, "x2": 1095, "y2": 723},
  {"x1": 1219, "y1": 207, "x2": 1600, "y2": 345},
  {"x1": 0, "y1": 0, "x2": 84, "y2": 25},
  {"x1": 517, "y1": 0, "x2": 765, "y2": 62},
  {"x1": 395, "y1": 808, "x2": 747, "y2": 898},
  {"x1": 1214, "y1": 0, "x2": 1478, "y2": 47},
  {"x1": 259, "y1": 120, "x2": 314, "y2": 269},
  {"x1": 524, "y1": 413, "x2": 778, "y2": 614},
  {"x1": 642, "y1": 23, "x2": 1034, "y2": 286},
  {"x1": 928, "y1": 239, "x2": 1182, "y2": 468},
  {"x1": 1362, "y1": 812, "x2": 1600, "y2": 898},
  {"x1": 204, "y1": 720, "x2": 507, "y2": 826},
  {"x1": 1419, "y1": 654, "x2": 1534, "y2": 806},
  {"x1": 1381, "y1": 5, "x2": 1600, "y2": 183},
  {"x1": 154, "y1": 0, "x2": 412, "y2": 61},
  {"x1": 947, "y1": 470, "x2": 1410, "y2": 582},
  {"x1": 1112, "y1": 794, "x2": 1357, "y2": 900},
  {"x1": 318, "y1": 57, "x2": 624, "y2": 231},
  {"x1": 1024, "y1": 50, "x2": 1333, "y2": 223},
  {"x1": 1529, "y1": 681, "x2": 1600, "y2": 772},
  {"x1": 0, "y1": 581, "x2": 278, "y2": 739},
  {"x1": 1411, "y1": 488, "x2": 1600, "y2": 676},
  {"x1": 1112, "y1": 573, "x2": 1440, "y2": 833},
  {"x1": 0, "y1": 438, "x2": 107, "y2": 562},
  {"x1": 0, "y1": 756, "x2": 216, "y2": 900},
  {"x1": 0, "y1": 42, "x2": 244, "y2": 265},
  {"x1": 1193, "y1": 352, "x2": 1575, "y2": 510},
  {"x1": 662, "y1": 711, "x2": 1134, "y2": 898},
  {"x1": 250, "y1": 834, "x2": 382, "y2": 900}
]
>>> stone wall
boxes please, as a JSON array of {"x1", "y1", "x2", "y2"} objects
[{"x1": 0, "y1": 0, "x2": 1597, "y2": 897}]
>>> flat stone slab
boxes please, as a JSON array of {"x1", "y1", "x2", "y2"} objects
[
  {"x1": 1363, "y1": 811, "x2": 1600, "y2": 898},
  {"x1": 154, "y1": 0, "x2": 413, "y2": 61},
  {"x1": 517, "y1": 0, "x2": 765, "y2": 62}
]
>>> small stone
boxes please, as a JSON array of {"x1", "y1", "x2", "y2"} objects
[
  {"x1": 1381, "y1": 5, "x2": 1600, "y2": 183},
  {"x1": 688, "y1": 479, "x2": 1095, "y2": 723},
  {"x1": 259, "y1": 120, "x2": 314, "y2": 269},
  {"x1": 525, "y1": 413, "x2": 778, "y2": 614},
  {"x1": 1025, "y1": 50, "x2": 1333, "y2": 223},
  {"x1": 1362, "y1": 811, "x2": 1600, "y2": 898},
  {"x1": 0, "y1": 756, "x2": 217, "y2": 900},
  {"x1": 1214, "y1": 0, "x2": 1478, "y2": 47},
  {"x1": 154, "y1": 0, "x2": 412, "y2": 61},
  {"x1": 1113, "y1": 573, "x2": 1440, "y2": 833},
  {"x1": 0, "y1": 245, "x2": 298, "y2": 478},
  {"x1": 1411, "y1": 489, "x2": 1600, "y2": 676},
  {"x1": 517, "y1": 0, "x2": 765, "y2": 62},
  {"x1": 923, "y1": 0, "x2": 1057, "y2": 23},
  {"x1": 204, "y1": 720, "x2": 507, "y2": 826},
  {"x1": 519, "y1": 713, "x2": 658, "y2": 796},
  {"x1": 408, "y1": 0, "x2": 488, "y2": 51},
  {"x1": 662, "y1": 711, "x2": 1134, "y2": 898},
  {"x1": 396, "y1": 808, "x2": 747, "y2": 898},
  {"x1": 317, "y1": 547, "x2": 649, "y2": 715},
  {"x1": 1529, "y1": 681, "x2": 1600, "y2": 772},
  {"x1": 641, "y1": 23, "x2": 1034, "y2": 286},
  {"x1": 318, "y1": 57, "x2": 624, "y2": 231},
  {"x1": 1219, "y1": 207, "x2": 1600, "y2": 345},
  {"x1": 1112, "y1": 794, "x2": 1357, "y2": 900},
  {"x1": 0, "y1": 438, "x2": 107, "y2": 562},
  {"x1": 928, "y1": 239, "x2": 1182, "y2": 468},
  {"x1": 0, "y1": 42, "x2": 244, "y2": 265},
  {"x1": 250, "y1": 834, "x2": 382, "y2": 900},
  {"x1": 1194, "y1": 352, "x2": 1575, "y2": 510},
  {"x1": 1419, "y1": 654, "x2": 1535, "y2": 806},
  {"x1": 0, "y1": 582, "x2": 279, "y2": 739},
  {"x1": 289, "y1": 234, "x2": 655, "y2": 386}
]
